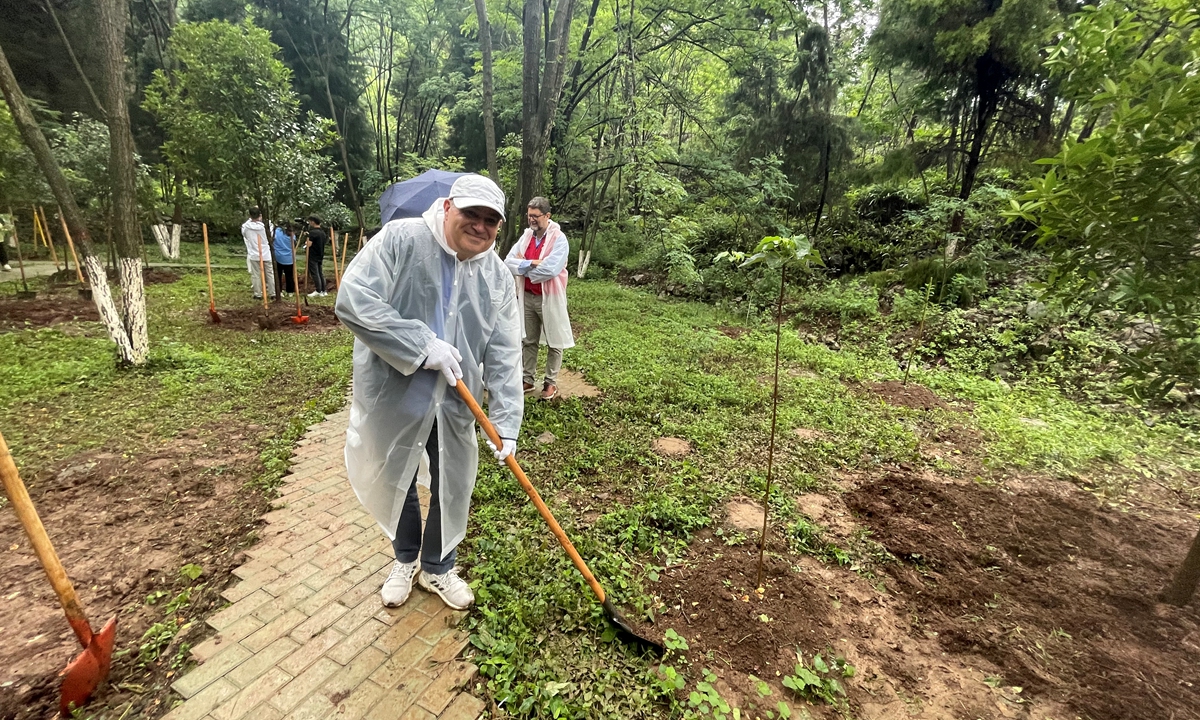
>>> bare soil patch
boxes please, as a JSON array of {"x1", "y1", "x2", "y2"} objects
[
  {"x1": 642, "y1": 466, "x2": 1198, "y2": 718},
  {"x1": 210, "y1": 304, "x2": 341, "y2": 332},
  {"x1": 652, "y1": 437, "x2": 693, "y2": 458},
  {"x1": 142, "y1": 268, "x2": 181, "y2": 285},
  {"x1": 718, "y1": 325, "x2": 747, "y2": 339},
  {"x1": 724, "y1": 497, "x2": 765, "y2": 533},
  {"x1": 866, "y1": 380, "x2": 950, "y2": 411},
  {"x1": 0, "y1": 295, "x2": 99, "y2": 328},
  {"x1": 845, "y1": 471, "x2": 1200, "y2": 719},
  {"x1": 0, "y1": 427, "x2": 270, "y2": 719},
  {"x1": 649, "y1": 534, "x2": 1019, "y2": 719}
]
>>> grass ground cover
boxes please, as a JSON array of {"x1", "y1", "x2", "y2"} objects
[
  {"x1": 2, "y1": 273, "x2": 1195, "y2": 718},
  {"x1": 459, "y1": 280, "x2": 1200, "y2": 718},
  {"x1": 0, "y1": 268, "x2": 350, "y2": 717}
]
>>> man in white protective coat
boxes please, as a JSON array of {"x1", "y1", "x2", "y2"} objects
[
  {"x1": 335, "y1": 174, "x2": 523, "y2": 611},
  {"x1": 241, "y1": 207, "x2": 275, "y2": 299},
  {"x1": 504, "y1": 197, "x2": 575, "y2": 401}
]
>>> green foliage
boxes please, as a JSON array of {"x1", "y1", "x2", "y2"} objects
[
  {"x1": 792, "y1": 281, "x2": 880, "y2": 323},
  {"x1": 143, "y1": 19, "x2": 339, "y2": 227},
  {"x1": 1011, "y1": 1, "x2": 1200, "y2": 399},
  {"x1": 901, "y1": 254, "x2": 988, "y2": 307},
  {"x1": 781, "y1": 651, "x2": 855, "y2": 705}
]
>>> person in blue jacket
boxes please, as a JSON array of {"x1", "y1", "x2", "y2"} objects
[{"x1": 273, "y1": 221, "x2": 296, "y2": 296}]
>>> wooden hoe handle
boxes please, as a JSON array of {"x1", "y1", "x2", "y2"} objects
[
  {"x1": 0, "y1": 431, "x2": 94, "y2": 647},
  {"x1": 453, "y1": 382, "x2": 608, "y2": 604},
  {"x1": 202, "y1": 224, "x2": 216, "y2": 306}
]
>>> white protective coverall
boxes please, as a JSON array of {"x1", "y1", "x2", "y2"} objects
[
  {"x1": 335, "y1": 201, "x2": 524, "y2": 555},
  {"x1": 240, "y1": 218, "x2": 275, "y2": 297}
]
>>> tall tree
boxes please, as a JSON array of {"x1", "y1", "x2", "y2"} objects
[
  {"x1": 0, "y1": 39, "x2": 145, "y2": 365},
  {"x1": 515, "y1": 0, "x2": 577, "y2": 245},
  {"x1": 143, "y1": 19, "x2": 339, "y2": 298},
  {"x1": 871, "y1": 0, "x2": 1058, "y2": 201},
  {"x1": 98, "y1": 0, "x2": 149, "y2": 362},
  {"x1": 474, "y1": 0, "x2": 498, "y2": 180}
]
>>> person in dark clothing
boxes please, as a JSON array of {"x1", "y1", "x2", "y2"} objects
[{"x1": 305, "y1": 215, "x2": 328, "y2": 296}]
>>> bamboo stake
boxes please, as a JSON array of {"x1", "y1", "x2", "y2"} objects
[
  {"x1": 340, "y1": 227, "x2": 351, "y2": 275},
  {"x1": 357, "y1": 227, "x2": 364, "y2": 251},
  {"x1": 330, "y1": 229, "x2": 341, "y2": 291},
  {"x1": 37, "y1": 207, "x2": 60, "y2": 271},
  {"x1": 58, "y1": 211, "x2": 85, "y2": 285},
  {"x1": 9, "y1": 207, "x2": 29, "y2": 294},
  {"x1": 255, "y1": 227, "x2": 269, "y2": 311}
]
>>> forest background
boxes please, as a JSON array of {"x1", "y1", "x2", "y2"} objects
[{"x1": 3, "y1": 0, "x2": 1199, "y2": 406}]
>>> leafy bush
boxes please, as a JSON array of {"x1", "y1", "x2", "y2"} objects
[
  {"x1": 792, "y1": 281, "x2": 880, "y2": 323},
  {"x1": 902, "y1": 254, "x2": 989, "y2": 307}
]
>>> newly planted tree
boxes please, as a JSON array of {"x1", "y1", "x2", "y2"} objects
[{"x1": 717, "y1": 235, "x2": 823, "y2": 586}]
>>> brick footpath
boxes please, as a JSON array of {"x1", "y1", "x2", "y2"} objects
[{"x1": 163, "y1": 407, "x2": 485, "y2": 720}]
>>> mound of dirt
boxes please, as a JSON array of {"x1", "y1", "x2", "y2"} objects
[
  {"x1": 866, "y1": 381, "x2": 950, "y2": 411},
  {"x1": 652, "y1": 437, "x2": 692, "y2": 458},
  {"x1": 142, "y1": 267, "x2": 180, "y2": 285},
  {"x1": 0, "y1": 429, "x2": 270, "y2": 718},
  {"x1": 0, "y1": 295, "x2": 99, "y2": 328},
  {"x1": 725, "y1": 497, "x2": 765, "y2": 533},
  {"x1": 845, "y1": 471, "x2": 1200, "y2": 719},
  {"x1": 210, "y1": 304, "x2": 342, "y2": 332}
]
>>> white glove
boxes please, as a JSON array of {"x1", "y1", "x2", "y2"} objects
[
  {"x1": 486, "y1": 437, "x2": 517, "y2": 463},
  {"x1": 422, "y1": 338, "x2": 462, "y2": 386}
]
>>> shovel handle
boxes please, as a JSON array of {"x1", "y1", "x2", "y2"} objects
[
  {"x1": 0, "y1": 431, "x2": 93, "y2": 647},
  {"x1": 202, "y1": 224, "x2": 217, "y2": 311},
  {"x1": 453, "y1": 382, "x2": 608, "y2": 604}
]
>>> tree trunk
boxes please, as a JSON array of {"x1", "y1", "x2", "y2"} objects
[
  {"x1": 811, "y1": 137, "x2": 832, "y2": 236},
  {"x1": 517, "y1": 0, "x2": 543, "y2": 217},
  {"x1": 1161, "y1": 526, "x2": 1200, "y2": 606},
  {"x1": 324, "y1": 74, "x2": 366, "y2": 231},
  {"x1": 98, "y1": 0, "x2": 149, "y2": 364},
  {"x1": 0, "y1": 38, "x2": 137, "y2": 363},
  {"x1": 513, "y1": 0, "x2": 578, "y2": 254},
  {"x1": 474, "y1": 0, "x2": 498, "y2": 180}
]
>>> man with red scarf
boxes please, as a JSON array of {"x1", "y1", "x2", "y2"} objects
[{"x1": 504, "y1": 197, "x2": 575, "y2": 400}]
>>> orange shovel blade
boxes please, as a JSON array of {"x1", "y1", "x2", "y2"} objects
[
  {"x1": 290, "y1": 315, "x2": 310, "y2": 324},
  {"x1": 59, "y1": 616, "x2": 116, "y2": 715}
]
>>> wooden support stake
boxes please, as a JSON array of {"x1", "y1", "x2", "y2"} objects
[
  {"x1": 37, "y1": 207, "x2": 60, "y2": 271},
  {"x1": 330, "y1": 229, "x2": 341, "y2": 291},
  {"x1": 58, "y1": 211, "x2": 85, "y2": 285}
]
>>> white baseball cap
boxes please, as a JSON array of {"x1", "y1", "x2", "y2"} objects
[{"x1": 448, "y1": 174, "x2": 506, "y2": 220}]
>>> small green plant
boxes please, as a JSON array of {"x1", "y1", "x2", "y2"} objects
[
  {"x1": 138, "y1": 618, "x2": 182, "y2": 665},
  {"x1": 179, "y1": 563, "x2": 203, "y2": 581},
  {"x1": 781, "y1": 651, "x2": 855, "y2": 705},
  {"x1": 687, "y1": 668, "x2": 736, "y2": 719}
]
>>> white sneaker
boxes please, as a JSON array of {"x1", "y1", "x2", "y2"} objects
[
  {"x1": 307, "y1": 291, "x2": 321, "y2": 297},
  {"x1": 320, "y1": 291, "x2": 330, "y2": 297},
  {"x1": 380, "y1": 560, "x2": 419, "y2": 607},
  {"x1": 1, "y1": 264, "x2": 10, "y2": 271},
  {"x1": 418, "y1": 567, "x2": 474, "y2": 610}
]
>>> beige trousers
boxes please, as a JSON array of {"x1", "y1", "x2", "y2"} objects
[{"x1": 522, "y1": 291, "x2": 563, "y2": 386}]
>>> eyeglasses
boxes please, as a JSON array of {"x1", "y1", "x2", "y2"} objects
[{"x1": 526, "y1": 213, "x2": 546, "y2": 220}]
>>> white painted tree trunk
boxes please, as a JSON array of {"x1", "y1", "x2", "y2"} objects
[
  {"x1": 82, "y1": 255, "x2": 137, "y2": 363},
  {"x1": 151, "y1": 223, "x2": 181, "y2": 259},
  {"x1": 576, "y1": 249, "x2": 591, "y2": 279},
  {"x1": 117, "y1": 256, "x2": 149, "y2": 364}
]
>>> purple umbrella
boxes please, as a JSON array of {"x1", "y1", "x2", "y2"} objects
[{"x1": 378, "y1": 169, "x2": 468, "y2": 224}]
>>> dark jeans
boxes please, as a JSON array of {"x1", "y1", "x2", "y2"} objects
[
  {"x1": 0, "y1": 241, "x2": 8, "y2": 266},
  {"x1": 275, "y1": 262, "x2": 295, "y2": 293},
  {"x1": 392, "y1": 422, "x2": 455, "y2": 574},
  {"x1": 307, "y1": 257, "x2": 326, "y2": 292}
]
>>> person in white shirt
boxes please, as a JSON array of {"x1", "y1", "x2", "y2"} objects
[{"x1": 240, "y1": 207, "x2": 275, "y2": 299}]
